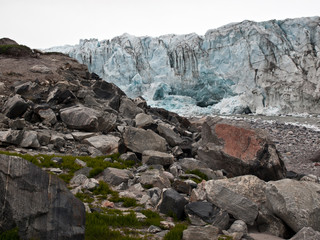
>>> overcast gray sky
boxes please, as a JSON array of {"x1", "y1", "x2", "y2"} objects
[{"x1": 1, "y1": 0, "x2": 320, "y2": 49}]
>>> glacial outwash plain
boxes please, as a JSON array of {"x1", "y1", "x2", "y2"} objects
[{"x1": 0, "y1": 17, "x2": 320, "y2": 240}]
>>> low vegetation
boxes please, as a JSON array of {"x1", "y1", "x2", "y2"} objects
[
  {"x1": 163, "y1": 223, "x2": 187, "y2": 240},
  {"x1": 0, "y1": 44, "x2": 32, "y2": 57},
  {"x1": 0, "y1": 151, "x2": 135, "y2": 184},
  {"x1": 0, "y1": 228, "x2": 20, "y2": 240}
]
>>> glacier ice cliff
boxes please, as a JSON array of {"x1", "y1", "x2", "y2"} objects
[{"x1": 47, "y1": 17, "x2": 320, "y2": 116}]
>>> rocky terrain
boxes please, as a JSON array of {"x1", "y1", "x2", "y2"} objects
[
  {"x1": 1, "y1": 39, "x2": 320, "y2": 240},
  {"x1": 49, "y1": 17, "x2": 320, "y2": 116}
]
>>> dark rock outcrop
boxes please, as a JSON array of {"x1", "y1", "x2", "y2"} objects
[
  {"x1": 159, "y1": 188, "x2": 188, "y2": 220},
  {"x1": 0, "y1": 154, "x2": 85, "y2": 239}
]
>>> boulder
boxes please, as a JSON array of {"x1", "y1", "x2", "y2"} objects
[
  {"x1": 38, "y1": 108, "x2": 57, "y2": 125},
  {"x1": 83, "y1": 135, "x2": 120, "y2": 155},
  {"x1": 257, "y1": 206, "x2": 293, "y2": 238},
  {"x1": 139, "y1": 169, "x2": 171, "y2": 189},
  {"x1": 159, "y1": 188, "x2": 188, "y2": 220},
  {"x1": 172, "y1": 180, "x2": 194, "y2": 195},
  {"x1": 1, "y1": 129, "x2": 24, "y2": 145},
  {"x1": 182, "y1": 225, "x2": 220, "y2": 240},
  {"x1": 20, "y1": 131, "x2": 40, "y2": 148},
  {"x1": 208, "y1": 175, "x2": 267, "y2": 206},
  {"x1": 102, "y1": 167, "x2": 133, "y2": 186},
  {"x1": 47, "y1": 88, "x2": 76, "y2": 104},
  {"x1": 142, "y1": 150, "x2": 174, "y2": 167},
  {"x1": 289, "y1": 227, "x2": 320, "y2": 240},
  {"x1": 135, "y1": 113, "x2": 154, "y2": 128},
  {"x1": 2, "y1": 95, "x2": 29, "y2": 119},
  {"x1": 0, "y1": 154, "x2": 85, "y2": 239},
  {"x1": 60, "y1": 106, "x2": 116, "y2": 132},
  {"x1": 123, "y1": 127, "x2": 167, "y2": 153},
  {"x1": 179, "y1": 158, "x2": 209, "y2": 171},
  {"x1": 157, "y1": 123, "x2": 183, "y2": 147},
  {"x1": 119, "y1": 97, "x2": 144, "y2": 119},
  {"x1": 265, "y1": 179, "x2": 320, "y2": 232},
  {"x1": 185, "y1": 202, "x2": 229, "y2": 229},
  {"x1": 198, "y1": 117, "x2": 286, "y2": 181},
  {"x1": 37, "y1": 130, "x2": 51, "y2": 146},
  {"x1": 92, "y1": 81, "x2": 125, "y2": 110},
  {"x1": 191, "y1": 180, "x2": 259, "y2": 225}
]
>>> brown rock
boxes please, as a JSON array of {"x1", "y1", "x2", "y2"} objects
[{"x1": 198, "y1": 117, "x2": 286, "y2": 181}]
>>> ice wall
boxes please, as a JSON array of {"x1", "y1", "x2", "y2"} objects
[{"x1": 47, "y1": 17, "x2": 320, "y2": 116}]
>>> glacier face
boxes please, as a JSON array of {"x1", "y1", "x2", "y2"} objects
[{"x1": 47, "y1": 17, "x2": 320, "y2": 116}]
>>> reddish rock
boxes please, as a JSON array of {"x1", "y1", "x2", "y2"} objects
[{"x1": 198, "y1": 117, "x2": 286, "y2": 181}]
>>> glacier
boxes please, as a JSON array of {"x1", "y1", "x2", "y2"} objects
[{"x1": 46, "y1": 17, "x2": 320, "y2": 116}]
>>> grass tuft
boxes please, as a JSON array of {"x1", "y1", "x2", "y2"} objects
[
  {"x1": 0, "y1": 227, "x2": 20, "y2": 240},
  {"x1": 163, "y1": 223, "x2": 187, "y2": 240}
]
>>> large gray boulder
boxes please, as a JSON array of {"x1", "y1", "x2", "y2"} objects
[
  {"x1": 102, "y1": 167, "x2": 133, "y2": 186},
  {"x1": 119, "y1": 97, "x2": 144, "y2": 119},
  {"x1": 123, "y1": 127, "x2": 167, "y2": 153},
  {"x1": 266, "y1": 179, "x2": 320, "y2": 233},
  {"x1": 139, "y1": 169, "x2": 171, "y2": 189},
  {"x1": 2, "y1": 94, "x2": 29, "y2": 119},
  {"x1": 191, "y1": 179, "x2": 259, "y2": 225},
  {"x1": 60, "y1": 105, "x2": 116, "y2": 132},
  {"x1": 198, "y1": 117, "x2": 286, "y2": 181},
  {"x1": 157, "y1": 123, "x2": 183, "y2": 147},
  {"x1": 0, "y1": 154, "x2": 85, "y2": 240}
]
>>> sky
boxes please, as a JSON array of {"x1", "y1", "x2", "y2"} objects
[{"x1": 1, "y1": 0, "x2": 320, "y2": 49}]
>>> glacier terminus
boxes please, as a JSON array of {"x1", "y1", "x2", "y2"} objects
[{"x1": 47, "y1": 17, "x2": 320, "y2": 116}]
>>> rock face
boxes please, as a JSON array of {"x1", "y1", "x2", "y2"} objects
[
  {"x1": 198, "y1": 117, "x2": 286, "y2": 181},
  {"x1": 266, "y1": 179, "x2": 320, "y2": 232},
  {"x1": 0, "y1": 154, "x2": 85, "y2": 240},
  {"x1": 50, "y1": 17, "x2": 320, "y2": 116}
]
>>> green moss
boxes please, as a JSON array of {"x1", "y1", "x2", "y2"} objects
[
  {"x1": 0, "y1": 44, "x2": 32, "y2": 57},
  {"x1": 122, "y1": 197, "x2": 138, "y2": 207},
  {"x1": 163, "y1": 223, "x2": 187, "y2": 240},
  {"x1": 185, "y1": 169, "x2": 208, "y2": 181},
  {"x1": 75, "y1": 192, "x2": 94, "y2": 203},
  {"x1": 0, "y1": 227, "x2": 20, "y2": 240},
  {"x1": 140, "y1": 210, "x2": 162, "y2": 227},
  {"x1": 92, "y1": 181, "x2": 114, "y2": 200},
  {"x1": 88, "y1": 167, "x2": 104, "y2": 178}
]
